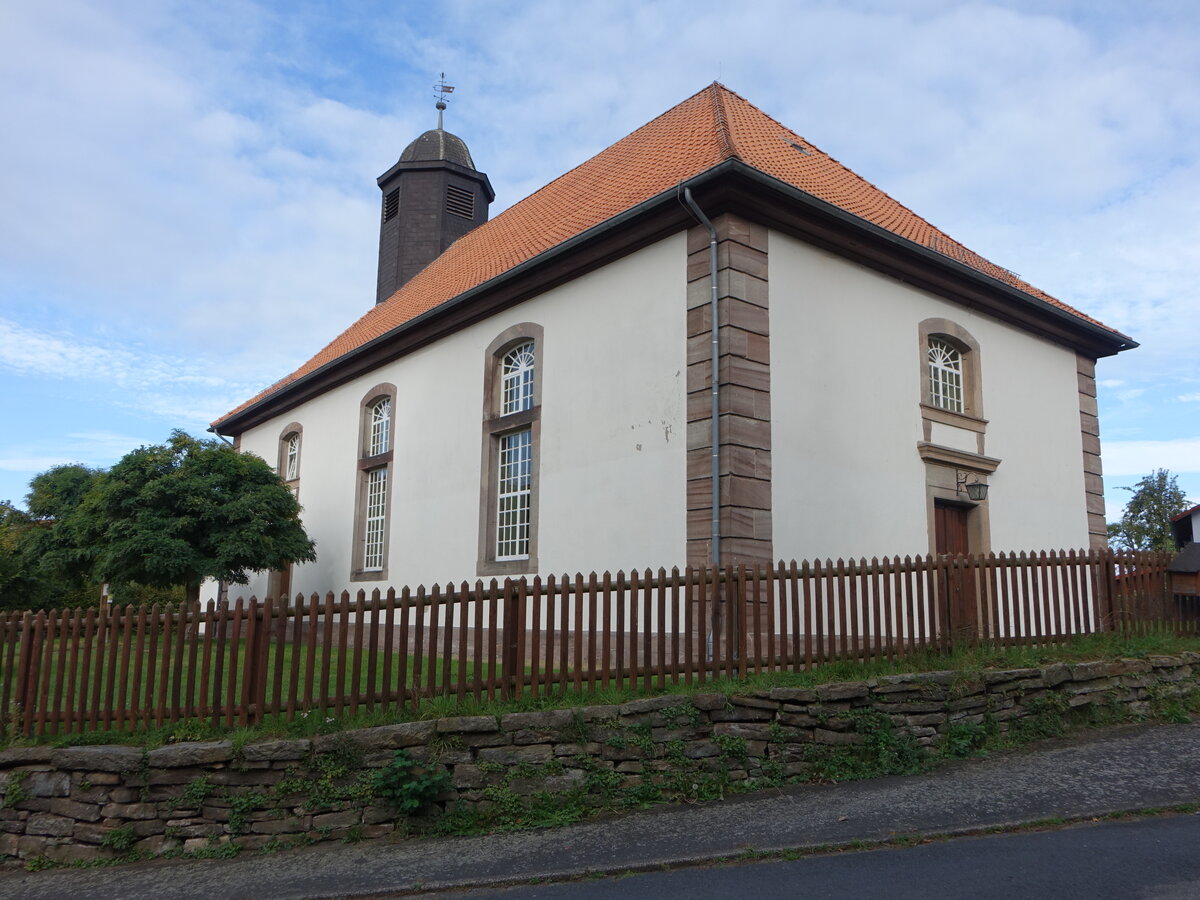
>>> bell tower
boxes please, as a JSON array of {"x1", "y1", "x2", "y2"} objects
[{"x1": 375, "y1": 78, "x2": 494, "y2": 303}]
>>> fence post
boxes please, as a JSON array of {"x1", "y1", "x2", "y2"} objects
[
  {"x1": 14, "y1": 611, "x2": 33, "y2": 735},
  {"x1": 19, "y1": 611, "x2": 43, "y2": 737},
  {"x1": 1092, "y1": 549, "x2": 1111, "y2": 632},
  {"x1": 502, "y1": 578, "x2": 518, "y2": 700},
  {"x1": 240, "y1": 598, "x2": 271, "y2": 726},
  {"x1": 1104, "y1": 549, "x2": 1123, "y2": 635},
  {"x1": 255, "y1": 597, "x2": 273, "y2": 723},
  {"x1": 936, "y1": 557, "x2": 952, "y2": 650},
  {"x1": 736, "y1": 565, "x2": 748, "y2": 678}
]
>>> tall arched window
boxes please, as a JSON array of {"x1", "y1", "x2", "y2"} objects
[
  {"x1": 352, "y1": 384, "x2": 396, "y2": 581},
  {"x1": 927, "y1": 338, "x2": 964, "y2": 413},
  {"x1": 270, "y1": 422, "x2": 304, "y2": 602},
  {"x1": 478, "y1": 325, "x2": 543, "y2": 576}
]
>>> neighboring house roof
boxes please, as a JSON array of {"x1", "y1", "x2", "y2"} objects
[
  {"x1": 215, "y1": 83, "x2": 1131, "y2": 429},
  {"x1": 1168, "y1": 542, "x2": 1200, "y2": 574},
  {"x1": 1172, "y1": 504, "x2": 1200, "y2": 523}
]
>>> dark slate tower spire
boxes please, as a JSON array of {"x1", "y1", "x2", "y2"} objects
[{"x1": 375, "y1": 81, "x2": 494, "y2": 303}]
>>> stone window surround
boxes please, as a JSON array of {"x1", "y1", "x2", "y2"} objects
[
  {"x1": 477, "y1": 323, "x2": 542, "y2": 577},
  {"x1": 276, "y1": 421, "x2": 303, "y2": 488},
  {"x1": 918, "y1": 317, "x2": 984, "y2": 425},
  {"x1": 351, "y1": 383, "x2": 397, "y2": 583},
  {"x1": 917, "y1": 319, "x2": 995, "y2": 556}
]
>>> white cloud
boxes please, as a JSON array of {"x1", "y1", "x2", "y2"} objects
[
  {"x1": 1180, "y1": 393, "x2": 1200, "y2": 403},
  {"x1": 0, "y1": 317, "x2": 264, "y2": 426},
  {"x1": 1101, "y1": 437, "x2": 1200, "y2": 476}
]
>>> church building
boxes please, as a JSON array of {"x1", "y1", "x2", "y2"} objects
[{"x1": 211, "y1": 84, "x2": 1135, "y2": 598}]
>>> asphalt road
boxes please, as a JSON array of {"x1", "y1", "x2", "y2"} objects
[
  {"x1": 433, "y1": 813, "x2": 1200, "y2": 900},
  {"x1": 3, "y1": 723, "x2": 1199, "y2": 900}
]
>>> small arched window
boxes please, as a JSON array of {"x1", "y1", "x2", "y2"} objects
[{"x1": 927, "y1": 338, "x2": 964, "y2": 413}]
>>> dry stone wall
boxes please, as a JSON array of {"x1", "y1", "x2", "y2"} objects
[{"x1": 2, "y1": 654, "x2": 1198, "y2": 865}]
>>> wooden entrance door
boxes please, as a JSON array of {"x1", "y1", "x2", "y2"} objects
[
  {"x1": 935, "y1": 500, "x2": 977, "y2": 636},
  {"x1": 935, "y1": 501, "x2": 970, "y2": 557}
]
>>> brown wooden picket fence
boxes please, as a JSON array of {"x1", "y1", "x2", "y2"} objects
[{"x1": 0, "y1": 548, "x2": 1181, "y2": 739}]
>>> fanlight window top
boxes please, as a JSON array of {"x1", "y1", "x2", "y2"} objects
[
  {"x1": 500, "y1": 341, "x2": 536, "y2": 416},
  {"x1": 369, "y1": 396, "x2": 392, "y2": 456},
  {"x1": 928, "y1": 337, "x2": 964, "y2": 413}
]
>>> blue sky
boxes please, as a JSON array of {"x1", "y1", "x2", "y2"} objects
[{"x1": 0, "y1": 0, "x2": 1197, "y2": 524}]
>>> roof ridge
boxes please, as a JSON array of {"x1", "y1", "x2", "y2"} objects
[
  {"x1": 715, "y1": 86, "x2": 1056, "y2": 295},
  {"x1": 709, "y1": 82, "x2": 736, "y2": 160},
  {"x1": 719, "y1": 86, "x2": 965, "y2": 253}
]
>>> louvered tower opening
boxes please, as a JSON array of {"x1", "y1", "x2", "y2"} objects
[
  {"x1": 445, "y1": 184, "x2": 474, "y2": 219},
  {"x1": 382, "y1": 188, "x2": 400, "y2": 222}
]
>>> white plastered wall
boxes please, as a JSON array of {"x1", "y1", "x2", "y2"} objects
[
  {"x1": 769, "y1": 231, "x2": 1090, "y2": 561},
  {"x1": 232, "y1": 233, "x2": 688, "y2": 598}
]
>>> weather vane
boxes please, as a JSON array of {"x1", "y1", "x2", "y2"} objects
[{"x1": 433, "y1": 73, "x2": 454, "y2": 128}]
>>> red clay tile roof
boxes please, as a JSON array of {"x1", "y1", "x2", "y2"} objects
[{"x1": 218, "y1": 83, "x2": 1122, "y2": 424}]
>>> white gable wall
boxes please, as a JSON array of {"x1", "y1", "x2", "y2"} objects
[
  {"x1": 234, "y1": 233, "x2": 688, "y2": 597},
  {"x1": 769, "y1": 232, "x2": 1090, "y2": 560}
]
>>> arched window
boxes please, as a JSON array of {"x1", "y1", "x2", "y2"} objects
[
  {"x1": 270, "y1": 422, "x2": 304, "y2": 603},
  {"x1": 368, "y1": 396, "x2": 391, "y2": 456},
  {"x1": 927, "y1": 338, "x2": 964, "y2": 413},
  {"x1": 918, "y1": 318, "x2": 983, "y2": 420},
  {"x1": 478, "y1": 324, "x2": 543, "y2": 576},
  {"x1": 352, "y1": 384, "x2": 397, "y2": 580},
  {"x1": 284, "y1": 433, "x2": 300, "y2": 481},
  {"x1": 276, "y1": 422, "x2": 303, "y2": 486},
  {"x1": 501, "y1": 342, "x2": 535, "y2": 415}
]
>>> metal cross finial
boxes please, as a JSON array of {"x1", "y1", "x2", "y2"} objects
[{"x1": 433, "y1": 73, "x2": 455, "y2": 129}]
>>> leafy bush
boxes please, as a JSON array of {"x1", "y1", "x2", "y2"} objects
[{"x1": 371, "y1": 750, "x2": 449, "y2": 813}]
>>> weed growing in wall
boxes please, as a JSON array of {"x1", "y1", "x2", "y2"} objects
[{"x1": 371, "y1": 750, "x2": 449, "y2": 814}]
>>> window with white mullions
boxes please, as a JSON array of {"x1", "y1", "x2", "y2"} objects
[
  {"x1": 479, "y1": 324, "x2": 541, "y2": 576},
  {"x1": 285, "y1": 433, "x2": 300, "y2": 481},
  {"x1": 352, "y1": 384, "x2": 396, "y2": 581},
  {"x1": 928, "y1": 338, "x2": 964, "y2": 413},
  {"x1": 500, "y1": 342, "x2": 535, "y2": 415},
  {"x1": 363, "y1": 467, "x2": 388, "y2": 570},
  {"x1": 496, "y1": 429, "x2": 532, "y2": 560},
  {"x1": 369, "y1": 397, "x2": 392, "y2": 455}
]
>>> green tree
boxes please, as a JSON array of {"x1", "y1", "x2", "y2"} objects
[
  {"x1": 73, "y1": 431, "x2": 316, "y2": 604},
  {"x1": 0, "y1": 500, "x2": 43, "y2": 609},
  {"x1": 21, "y1": 465, "x2": 105, "y2": 597},
  {"x1": 1107, "y1": 468, "x2": 1188, "y2": 552},
  {"x1": 0, "y1": 466, "x2": 106, "y2": 609}
]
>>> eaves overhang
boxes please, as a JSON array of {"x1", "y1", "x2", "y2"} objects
[{"x1": 214, "y1": 159, "x2": 1134, "y2": 435}]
